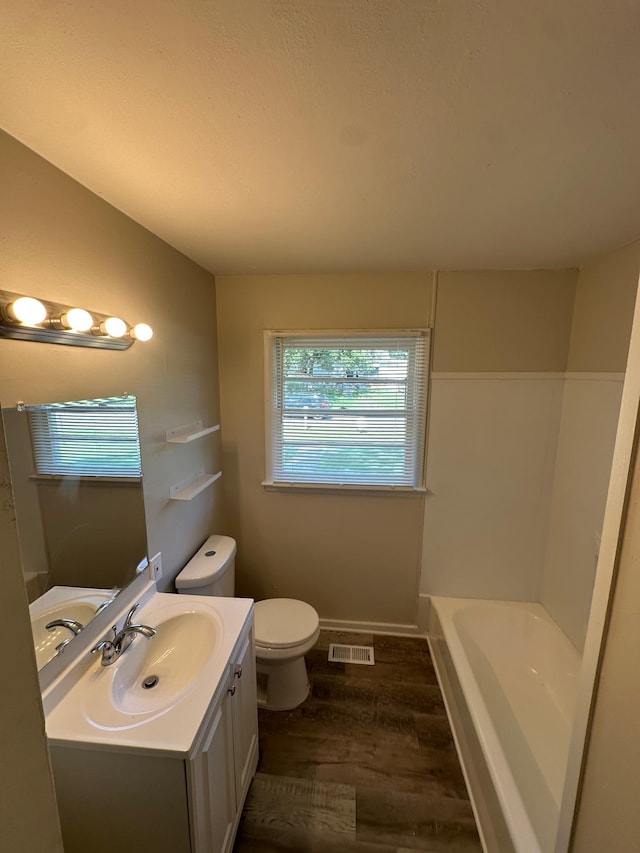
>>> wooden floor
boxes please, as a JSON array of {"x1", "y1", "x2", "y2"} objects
[{"x1": 233, "y1": 631, "x2": 482, "y2": 852}]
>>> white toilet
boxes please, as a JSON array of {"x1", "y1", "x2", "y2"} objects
[{"x1": 175, "y1": 535, "x2": 320, "y2": 710}]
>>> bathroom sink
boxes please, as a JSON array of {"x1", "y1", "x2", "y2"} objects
[
  {"x1": 112, "y1": 610, "x2": 220, "y2": 714},
  {"x1": 44, "y1": 591, "x2": 254, "y2": 753},
  {"x1": 82, "y1": 604, "x2": 223, "y2": 729}
]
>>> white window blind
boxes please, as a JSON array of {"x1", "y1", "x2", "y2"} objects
[
  {"x1": 28, "y1": 397, "x2": 142, "y2": 478},
  {"x1": 265, "y1": 330, "x2": 430, "y2": 489}
]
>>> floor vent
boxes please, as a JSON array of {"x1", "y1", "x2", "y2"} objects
[{"x1": 328, "y1": 644, "x2": 375, "y2": 665}]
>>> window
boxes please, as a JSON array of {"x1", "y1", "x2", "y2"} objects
[
  {"x1": 27, "y1": 396, "x2": 142, "y2": 479},
  {"x1": 264, "y1": 330, "x2": 430, "y2": 490}
]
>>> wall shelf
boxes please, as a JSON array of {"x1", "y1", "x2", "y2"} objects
[
  {"x1": 170, "y1": 470, "x2": 222, "y2": 501},
  {"x1": 166, "y1": 420, "x2": 220, "y2": 443}
]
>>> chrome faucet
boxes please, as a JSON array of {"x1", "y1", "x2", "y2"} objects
[
  {"x1": 45, "y1": 619, "x2": 84, "y2": 656},
  {"x1": 94, "y1": 599, "x2": 114, "y2": 616},
  {"x1": 91, "y1": 603, "x2": 156, "y2": 666},
  {"x1": 46, "y1": 618, "x2": 84, "y2": 636}
]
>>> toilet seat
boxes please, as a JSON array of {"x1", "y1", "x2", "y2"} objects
[{"x1": 254, "y1": 598, "x2": 319, "y2": 649}]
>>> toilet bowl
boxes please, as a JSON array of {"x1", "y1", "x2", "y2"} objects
[
  {"x1": 175, "y1": 535, "x2": 320, "y2": 710},
  {"x1": 253, "y1": 598, "x2": 320, "y2": 710}
]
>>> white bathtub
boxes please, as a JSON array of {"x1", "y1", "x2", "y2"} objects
[{"x1": 428, "y1": 597, "x2": 580, "y2": 853}]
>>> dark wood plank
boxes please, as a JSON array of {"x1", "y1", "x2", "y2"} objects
[
  {"x1": 314, "y1": 630, "x2": 375, "y2": 652},
  {"x1": 241, "y1": 773, "x2": 356, "y2": 836},
  {"x1": 357, "y1": 787, "x2": 481, "y2": 851},
  {"x1": 258, "y1": 730, "x2": 468, "y2": 798},
  {"x1": 253, "y1": 697, "x2": 400, "y2": 744},
  {"x1": 308, "y1": 671, "x2": 446, "y2": 716},
  {"x1": 413, "y1": 713, "x2": 457, "y2": 752},
  {"x1": 235, "y1": 824, "x2": 399, "y2": 853}
]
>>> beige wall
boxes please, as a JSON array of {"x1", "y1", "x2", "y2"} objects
[
  {"x1": 0, "y1": 131, "x2": 222, "y2": 847},
  {"x1": 0, "y1": 130, "x2": 223, "y2": 582},
  {"x1": 567, "y1": 241, "x2": 640, "y2": 372},
  {"x1": 0, "y1": 416, "x2": 63, "y2": 852},
  {"x1": 216, "y1": 273, "x2": 433, "y2": 626},
  {"x1": 572, "y1": 429, "x2": 640, "y2": 851},
  {"x1": 433, "y1": 269, "x2": 577, "y2": 372}
]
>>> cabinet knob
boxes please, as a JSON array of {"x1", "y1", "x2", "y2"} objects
[
  {"x1": 228, "y1": 683, "x2": 237, "y2": 696},
  {"x1": 234, "y1": 666, "x2": 243, "y2": 679}
]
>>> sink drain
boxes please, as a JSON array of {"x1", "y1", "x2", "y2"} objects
[{"x1": 142, "y1": 675, "x2": 159, "y2": 690}]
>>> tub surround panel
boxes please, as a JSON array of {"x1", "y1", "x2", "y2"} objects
[
  {"x1": 422, "y1": 375, "x2": 563, "y2": 601},
  {"x1": 540, "y1": 377, "x2": 624, "y2": 651}
]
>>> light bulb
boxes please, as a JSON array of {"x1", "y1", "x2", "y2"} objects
[
  {"x1": 102, "y1": 316, "x2": 127, "y2": 338},
  {"x1": 62, "y1": 308, "x2": 93, "y2": 332},
  {"x1": 131, "y1": 322, "x2": 153, "y2": 342},
  {"x1": 9, "y1": 296, "x2": 47, "y2": 326}
]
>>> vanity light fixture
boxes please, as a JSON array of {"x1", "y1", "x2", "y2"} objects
[{"x1": 0, "y1": 288, "x2": 153, "y2": 350}]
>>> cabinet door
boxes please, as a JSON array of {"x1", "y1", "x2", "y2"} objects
[
  {"x1": 189, "y1": 694, "x2": 236, "y2": 853},
  {"x1": 231, "y1": 627, "x2": 259, "y2": 804}
]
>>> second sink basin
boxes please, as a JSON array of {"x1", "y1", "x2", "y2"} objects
[{"x1": 30, "y1": 587, "x2": 114, "y2": 670}]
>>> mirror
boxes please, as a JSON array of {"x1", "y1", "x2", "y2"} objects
[{"x1": 2, "y1": 395, "x2": 149, "y2": 670}]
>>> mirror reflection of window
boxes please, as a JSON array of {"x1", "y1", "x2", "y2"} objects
[
  {"x1": 28, "y1": 396, "x2": 141, "y2": 480},
  {"x1": 1, "y1": 395, "x2": 149, "y2": 670}
]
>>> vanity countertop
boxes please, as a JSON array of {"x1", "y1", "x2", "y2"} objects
[{"x1": 45, "y1": 592, "x2": 253, "y2": 757}]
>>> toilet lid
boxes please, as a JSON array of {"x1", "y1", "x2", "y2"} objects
[{"x1": 254, "y1": 598, "x2": 319, "y2": 649}]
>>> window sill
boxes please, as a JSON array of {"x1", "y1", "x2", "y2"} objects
[
  {"x1": 261, "y1": 480, "x2": 427, "y2": 496},
  {"x1": 29, "y1": 474, "x2": 142, "y2": 485}
]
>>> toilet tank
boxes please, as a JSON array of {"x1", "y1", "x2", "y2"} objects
[{"x1": 175, "y1": 534, "x2": 236, "y2": 596}]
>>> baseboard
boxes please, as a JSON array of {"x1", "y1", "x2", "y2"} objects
[{"x1": 319, "y1": 616, "x2": 424, "y2": 637}]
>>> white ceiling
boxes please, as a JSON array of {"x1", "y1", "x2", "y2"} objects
[{"x1": 2, "y1": 1, "x2": 640, "y2": 274}]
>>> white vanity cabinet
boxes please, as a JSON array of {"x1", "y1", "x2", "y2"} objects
[
  {"x1": 187, "y1": 624, "x2": 258, "y2": 853},
  {"x1": 50, "y1": 613, "x2": 258, "y2": 853}
]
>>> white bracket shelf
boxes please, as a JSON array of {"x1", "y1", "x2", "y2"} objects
[
  {"x1": 166, "y1": 421, "x2": 220, "y2": 443},
  {"x1": 170, "y1": 470, "x2": 222, "y2": 501}
]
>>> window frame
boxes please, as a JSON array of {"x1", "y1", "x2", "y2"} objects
[{"x1": 263, "y1": 328, "x2": 430, "y2": 494}]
